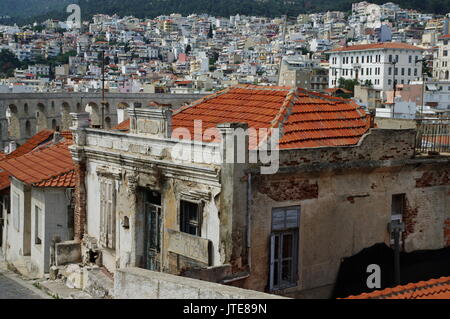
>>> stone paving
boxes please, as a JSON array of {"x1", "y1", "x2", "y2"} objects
[{"x1": 0, "y1": 273, "x2": 43, "y2": 299}]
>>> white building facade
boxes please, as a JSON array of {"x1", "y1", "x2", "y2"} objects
[{"x1": 328, "y1": 43, "x2": 424, "y2": 91}]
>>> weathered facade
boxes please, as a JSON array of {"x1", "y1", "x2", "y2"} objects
[{"x1": 68, "y1": 85, "x2": 450, "y2": 298}]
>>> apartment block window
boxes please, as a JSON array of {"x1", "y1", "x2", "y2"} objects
[
  {"x1": 180, "y1": 200, "x2": 201, "y2": 236},
  {"x1": 362, "y1": 56, "x2": 365, "y2": 63},
  {"x1": 12, "y1": 192, "x2": 20, "y2": 231},
  {"x1": 444, "y1": 50, "x2": 448, "y2": 57},
  {"x1": 351, "y1": 57, "x2": 354, "y2": 64},
  {"x1": 395, "y1": 55, "x2": 399, "y2": 62},
  {"x1": 409, "y1": 56, "x2": 412, "y2": 63},
  {"x1": 356, "y1": 56, "x2": 359, "y2": 63},
  {"x1": 414, "y1": 68, "x2": 418, "y2": 76},
  {"x1": 389, "y1": 54, "x2": 392, "y2": 63},
  {"x1": 388, "y1": 79, "x2": 392, "y2": 85},
  {"x1": 270, "y1": 206, "x2": 300, "y2": 291},
  {"x1": 408, "y1": 68, "x2": 411, "y2": 76},
  {"x1": 395, "y1": 68, "x2": 398, "y2": 76},
  {"x1": 100, "y1": 179, "x2": 116, "y2": 249},
  {"x1": 35, "y1": 206, "x2": 42, "y2": 245},
  {"x1": 401, "y1": 68, "x2": 405, "y2": 76},
  {"x1": 388, "y1": 67, "x2": 392, "y2": 75}
]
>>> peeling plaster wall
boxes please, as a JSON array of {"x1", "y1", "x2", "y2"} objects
[{"x1": 240, "y1": 129, "x2": 450, "y2": 298}]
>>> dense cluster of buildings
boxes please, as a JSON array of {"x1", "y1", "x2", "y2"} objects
[{"x1": 0, "y1": 1, "x2": 449, "y2": 300}]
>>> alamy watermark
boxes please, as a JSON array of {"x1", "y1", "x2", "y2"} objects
[
  {"x1": 66, "y1": 4, "x2": 81, "y2": 29},
  {"x1": 366, "y1": 264, "x2": 381, "y2": 289},
  {"x1": 170, "y1": 120, "x2": 280, "y2": 175}
]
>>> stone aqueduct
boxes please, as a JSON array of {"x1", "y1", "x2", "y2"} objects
[{"x1": 0, "y1": 93, "x2": 205, "y2": 148}]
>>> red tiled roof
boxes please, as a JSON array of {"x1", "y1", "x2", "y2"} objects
[
  {"x1": 0, "y1": 141, "x2": 75, "y2": 188},
  {"x1": 5, "y1": 129, "x2": 54, "y2": 160},
  {"x1": 112, "y1": 119, "x2": 130, "y2": 132},
  {"x1": 344, "y1": 276, "x2": 450, "y2": 299},
  {"x1": 438, "y1": 34, "x2": 450, "y2": 40},
  {"x1": 0, "y1": 171, "x2": 11, "y2": 191},
  {"x1": 172, "y1": 85, "x2": 370, "y2": 149},
  {"x1": 328, "y1": 42, "x2": 424, "y2": 53}
]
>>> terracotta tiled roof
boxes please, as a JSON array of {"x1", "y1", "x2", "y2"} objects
[
  {"x1": 5, "y1": 129, "x2": 54, "y2": 160},
  {"x1": 112, "y1": 119, "x2": 130, "y2": 132},
  {"x1": 0, "y1": 171, "x2": 11, "y2": 191},
  {"x1": 172, "y1": 84, "x2": 370, "y2": 149},
  {"x1": 0, "y1": 141, "x2": 75, "y2": 188},
  {"x1": 344, "y1": 276, "x2": 450, "y2": 299},
  {"x1": 328, "y1": 42, "x2": 424, "y2": 53}
]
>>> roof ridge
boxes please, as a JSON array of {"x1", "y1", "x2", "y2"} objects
[{"x1": 172, "y1": 86, "x2": 232, "y2": 116}]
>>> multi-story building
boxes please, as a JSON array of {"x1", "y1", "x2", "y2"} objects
[
  {"x1": 328, "y1": 42, "x2": 424, "y2": 91},
  {"x1": 433, "y1": 34, "x2": 450, "y2": 81}
]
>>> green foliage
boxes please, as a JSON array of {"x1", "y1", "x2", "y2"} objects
[
  {"x1": 338, "y1": 77, "x2": 359, "y2": 92},
  {"x1": 0, "y1": 49, "x2": 22, "y2": 78},
  {"x1": 4, "y1": 0, "x2": 450, "y2": 26}
]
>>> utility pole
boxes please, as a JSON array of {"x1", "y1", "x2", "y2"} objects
[
  {"x1": 416, "y1": 57, "x2": 428, "y2": 118},
  {"x1": 389, "y1": 219, "x2": 405, "y2": 286},
  {"x1": 390, "y1": 57, "x2": 398, "y2": 118},
  {"x1": 277, "y1": 15, "x2": 288, "y2": 85}
]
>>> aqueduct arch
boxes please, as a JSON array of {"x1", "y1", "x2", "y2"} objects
[
  {"x1": 61, "y1": 102, "x2": 72, "y2": 130},
  {"x1": 6, "y1": 104, "x2": 20, "y2": 139},
  {"x1": 36, "y1": 103, "x2": 48, "y2": 132}
]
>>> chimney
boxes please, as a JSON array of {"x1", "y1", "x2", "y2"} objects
[
  {"x1": 7, "y1": 141, "x2": 17, "y2": 154},
  {"x1": 128, "y1": 103, "x2": 172, "y2": 138}
]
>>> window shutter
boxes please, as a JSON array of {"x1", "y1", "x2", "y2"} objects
[{"x1": 99, "y1": 180, "x2": 107, "y2": 246}]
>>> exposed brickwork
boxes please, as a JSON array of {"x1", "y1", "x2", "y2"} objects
[
  {"x1": 74, "y1": 161, "x2": 87, "y2": 241},
  {"x1": 415, "y1": 170, "x2": 450, "y2": 188},
  {"x1": 402, "y1": 198, "x2": 419, "y2": 243},
  {"x1": 444, "y1": 219, "x2": 450, "y2": 247},
  {"x1": 257, "y1": 175, "x2": 318, "y2": 201}
]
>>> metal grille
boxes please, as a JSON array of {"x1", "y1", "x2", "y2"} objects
[{"x1": 415, "y1": 117, "x2": 450, "y2": 154}]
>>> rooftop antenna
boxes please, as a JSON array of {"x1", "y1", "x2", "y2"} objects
[{"x1": 277, "y1": 15, "x2": 288, "y2": 85}]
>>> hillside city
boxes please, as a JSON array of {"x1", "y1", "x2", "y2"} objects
[
  {"x1": 0, "y1": 1, "x2": 449, "y2": 118},
  {"x1": 0, "y1": 1, "x2": 450, "y2": 301}
]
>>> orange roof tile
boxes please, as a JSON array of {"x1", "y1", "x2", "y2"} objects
[
  {"x1": 0, "y1": 171, "x2": 11, "y2": 191},
  {"x1": 328, "y1": 42, "x2": 424, "y2": 53},
  {"x1": 5, "y1": 129, "x2": 54, "y2": 160},
  {"x1": 171, "y1": 85, "x2": 370, "y2": 149},
  {"x1": 343, "y1": 276, "x2": 450, "y2": 299},
  {"x1": 112, "y1": 119, "x2": 130, "y2": 132},
  {"x1": 0, "y1": 141, "x2": 75, "y2": 188}
]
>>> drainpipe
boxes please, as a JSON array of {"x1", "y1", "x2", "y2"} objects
[{"x1": 246, "y1": 172, "x2": 252, "y2": 272}]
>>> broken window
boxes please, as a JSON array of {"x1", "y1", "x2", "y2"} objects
[
  {"x1": 390, "y1": 194, "x2": 405, "y2": 246},
  {"x1": 100, "y1": 179, "x2": 116, "y2": 250},
  {"x1": 35, "y1": 206, "x2": 42, "y2": 245},
  {"x1": 269, "y1": 206, "x2": 300, "y2": 291},
  {"x1": 180, "y1": 200, "x2": 201, "y2": 236}
]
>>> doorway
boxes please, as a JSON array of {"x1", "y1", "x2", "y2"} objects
[{"x1": 143, "y1": 190, "x2": 162, "y2": 271}]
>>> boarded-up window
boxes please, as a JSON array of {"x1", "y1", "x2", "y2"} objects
[
  {"x1": 100, "y1": 179, "x2": 116, "y2": 249},
  {"x1": 270, "y1": 206, "x2": 300, "y2": 291},
  {"x1": 35, "y1": 206, "x2": 42, "y2": 245}
]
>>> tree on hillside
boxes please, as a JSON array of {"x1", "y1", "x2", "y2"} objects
[{"x1": 0, "y1": 49, "x2": 21, "y2": 78}]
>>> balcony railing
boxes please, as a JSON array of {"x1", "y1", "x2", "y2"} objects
[{"x1": 415, "y1": 117, "x2": 450, "y2": 154}]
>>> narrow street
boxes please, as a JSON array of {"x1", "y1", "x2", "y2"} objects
[
  {"x1": 0, "y1": 251, "x2": 49, "y2": 299},
  {"x1": 0, "y1": 273, "x2": 43, "y2": 299}
]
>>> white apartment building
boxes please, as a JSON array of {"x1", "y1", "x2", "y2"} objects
[
  {"x1": 433, "y1": 34, "x2": 450, "y2": 81},
  {"x1": 328, "y1": 42, "x2": 424, "y2": 91}
]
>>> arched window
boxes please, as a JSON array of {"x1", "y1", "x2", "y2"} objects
[{"x1": 25, "y1": 120, "x2": 31, "y2": 137}]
